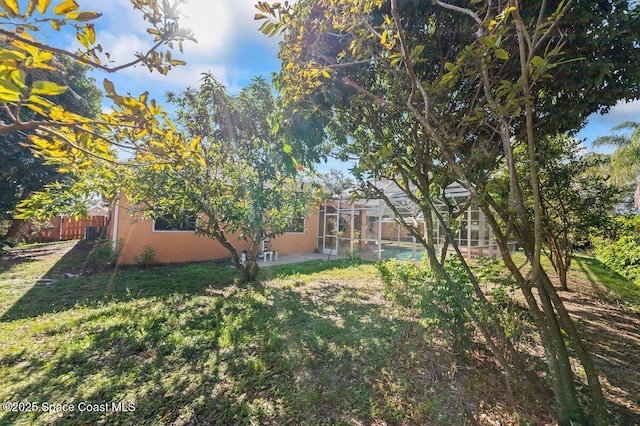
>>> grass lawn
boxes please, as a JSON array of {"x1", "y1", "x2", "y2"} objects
[
  {"x1": 0, "y1": 241, "x2": 474, "y2": 425},
  {"x1": 1, "y1": 241, "x2": 639, "y2": 425},
  {"x1": 510, "y1": 250, "x2": 640, "y2": 311}
]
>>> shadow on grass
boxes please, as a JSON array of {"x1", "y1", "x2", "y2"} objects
[
  {"x1": 0, "y1": 241, "x2": 78, "y2": 275},
  {"x1": 0, "y1": 241, "x2": 241, "y2": 322},
  {"x1": 564, "y1": 256, "x2": 640, "y2": 424},
  {"x1": 1, "y1": 245, "x2": 373, "y2": 323},
  {"x1": 0, "y1": 277, "x2": 467, "y2": 425},
  {"x1": 574, "y1": 254, "x2": 640, "y2": 307}
]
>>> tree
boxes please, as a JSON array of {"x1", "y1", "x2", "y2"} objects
[
  {"x1": 0, "y1": 0, "x2": 197, "y2": 169},
  {"x1": 1, "y1": 55, "x2": 102, "y2": 240},
  {"x1": 593, "y1": 121, "x2": 640, "y2": 212},
  {"x1": 518, "y1": 135, "x2": 617, "y2": 290},
  {"x1": 125, "y1": 75, "x2": 318, "y2": 282},
  {"x1": 317, "y1": 168, "x2": 354, "y2": 197},
  {"x1": 257, "y1": 0, "x2": 640, "y2": 423}
]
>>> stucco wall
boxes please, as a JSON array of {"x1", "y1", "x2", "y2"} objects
[{"x1": 112, "y1": 201, "x2": 319, "y2": 265}]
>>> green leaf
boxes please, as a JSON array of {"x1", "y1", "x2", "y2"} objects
[
  {"x1": 283, "y1": 144, "x2": 292, "y2": 154},
  {"x1": 439, "y1": 71, "x2": 456, "y2": 87},
  {"x1": 531, "y1": 56, "x2": 546, "y2": 69},
  {"x1": 411, "y1": 44, "x2": 425, "y2": 59},
  {"x1": 495, "y1": 49, "x2": 509, "y2": 60},
  {"x1": 31, "y1": 80, "x2": 68, "y2": 95}
]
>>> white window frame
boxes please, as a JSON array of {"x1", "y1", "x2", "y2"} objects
[
  {"x1": 152, "y1": 213, "x2": 198, "y2": 233},
  {"x1": 285, "y1": 217, "x2": 306, "y2": 234}
]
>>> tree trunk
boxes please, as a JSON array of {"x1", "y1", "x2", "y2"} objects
[
  {"x1": 558, "y1": 263, "x2": 569, "y2": 292},
  {"x1": 240, "y1": 259, "x2": 260, "y2": 283},
  {"x1": 536, "y1": 278, "x2": 583, "y2": 421},
  {"x1": 540, "y1": 271, "x2": 609, "y2": 425},
  {"x1": 3, "y1": 219, "x2": 25, "y2": 241}
]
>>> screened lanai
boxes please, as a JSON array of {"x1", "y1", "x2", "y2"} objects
[{"x1": 317, "y1": 179, "x2": 502, "y2": 262}]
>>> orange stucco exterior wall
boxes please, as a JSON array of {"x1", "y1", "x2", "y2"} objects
[{"x1": 111, "y1": 201, "x2": 320, "y2": 265}]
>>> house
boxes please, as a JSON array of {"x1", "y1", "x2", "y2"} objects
[
  {"x1": 318, "y1": 179, "x2": 503, "y2": 262},
  {"x1": 108, "y1": 197, "x2": 320, "y2": 265},
  {"x1": 108, "y1": 180, "x2": 503, "y2": 266}
]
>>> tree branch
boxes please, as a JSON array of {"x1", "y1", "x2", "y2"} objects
[{"x1": 0, "y1": 28, "x2": 168, "y2": 74}]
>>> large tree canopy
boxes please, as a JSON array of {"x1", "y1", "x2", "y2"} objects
[
  {"x1": 0, "y1": 0, "x2": 197, "y2": 170},
  {"x1": 125, "y1": 75, "x2": 318, "y2": 282},
  {"x1": 257, "y1": 0, "x2": 640, "y2": 424},
  {"x1": 1, "y1": 55, "x2": 102, "y2": 239}
]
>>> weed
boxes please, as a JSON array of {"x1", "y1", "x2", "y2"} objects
[{"x1": 133, "y1": 245, "x2": 156, "y2": 268}]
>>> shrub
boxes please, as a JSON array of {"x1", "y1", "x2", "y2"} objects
[
  {"x1": 377, "y1": 258, "x2": 475, "y2": 354},
  {"x1": 593, "y1": 235, "x2": 640, "y2": 282},
  {"x1": 84, "y1": 239, "x2": 123, "y2": 273},
  {"x1": 476, "y1": 257, "x2": 533, "y2": 350},
  {"x1": 134, "y1": 245, "x2": 156, "y2": 268}
]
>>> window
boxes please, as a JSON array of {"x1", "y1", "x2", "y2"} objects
[
  {"x1": 153, "y1": 213, "x2": 197, "y2": 232},
  {"x1": 285, "y1": 217, "x2": 306, "y2": 234}
]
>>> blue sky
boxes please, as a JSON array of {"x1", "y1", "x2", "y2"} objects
[{"x1": 62, "y1": 1, "x2": 638, "y2": 166}]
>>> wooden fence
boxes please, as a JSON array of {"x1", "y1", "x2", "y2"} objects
[{"x1": 35, "y1": 215, "x2": 108, "y2": 241}]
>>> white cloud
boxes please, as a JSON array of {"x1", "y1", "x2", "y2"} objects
[
  {"x1": 64, "y1": 0, "x2": 284, "y2": 110},
  {"x1": 605, "y1": 99, "x2": 640, "y2": 122},
  {"x1": 578, "y1": 99, "x2": 640, "y2": 152}
]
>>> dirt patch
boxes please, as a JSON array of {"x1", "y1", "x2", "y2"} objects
[
  {"x1": 1, "y1": 240, "x2": 82, "y2": 261},
  {"x1": 0, "y1": 240, "x2": 97, "y2": 279},
  {"x1": 557, "y1": 279, "x2": 640, "y2": 424}
]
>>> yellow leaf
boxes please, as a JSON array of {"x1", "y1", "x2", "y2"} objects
[
  {"x1": 28, "y1": 94, "x2": 55, "y2": 107},
  {"x1": 37, "y1": 0, "x2": 51, "y2": 14},
  {"x1": 26, "y1": 0, "x2": 35, "y2": 17},
  {"x1": 103, "y1": 79, "x2": 116, "y2": 96},
  {"x1": 31, "y1": 80, "x2": 68, "y2": 95},
  {"x1": 85, "y1": 24, "x2": 95, "y2": 44},
  {"x1": 53, "y1": 0, "x2": 78, "y2": 15},
  {"x1": 76, "y1": 32, "x2": 89, "y2": 48},
  {"x1": 0, "y1": 49, "x2": 26, "y2": 61},
  {"x1": 25, "y1": 102, "x2": 49, "y2": 116},
  {"x1": 10, "y1": 69, "x2": 26, "y2": 88},
  {"x1": 37, "y1": 51, "x2": 54, "y2": 62},
  {"x1": 50, "y1": 19, "x2": 61, "y2": 30},
  {"x1": 189, "y1": 136, "x2": 202, "y2": 149},
  {"x1": 11, "y1": 39, "x2": 39, "y2": 57},
  {"x1": 0, "y1": 0, "x2": 20, "y2": 16},
  {"x1": 67, "y1": 10, "x2": 101, "y2": 21},
  {"x1": 0, "y1": 79, "x2": 22, "y2": 101},
  {"x1": 30, "y1": 135, "x2": 52, "y2": 149},
  {"x1": 380, "y1": 30, "x2": 387, "y2": 45}
]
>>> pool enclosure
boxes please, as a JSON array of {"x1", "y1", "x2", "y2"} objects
[{"x1": 317, "y1": 179, "x2": 501, "y2": 262}]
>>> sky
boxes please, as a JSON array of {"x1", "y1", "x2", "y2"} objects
[{"x1": 54, "y1": 0, "x2": 639, "y2": 166}]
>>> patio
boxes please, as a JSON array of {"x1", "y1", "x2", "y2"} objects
[{"x1": 257, "y1": 251, "x2": 344, "y2": 266}]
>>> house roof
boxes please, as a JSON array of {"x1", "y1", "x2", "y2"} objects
[{"x1": 330, "y1": 179, "x2": 471, "y2": 220}]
